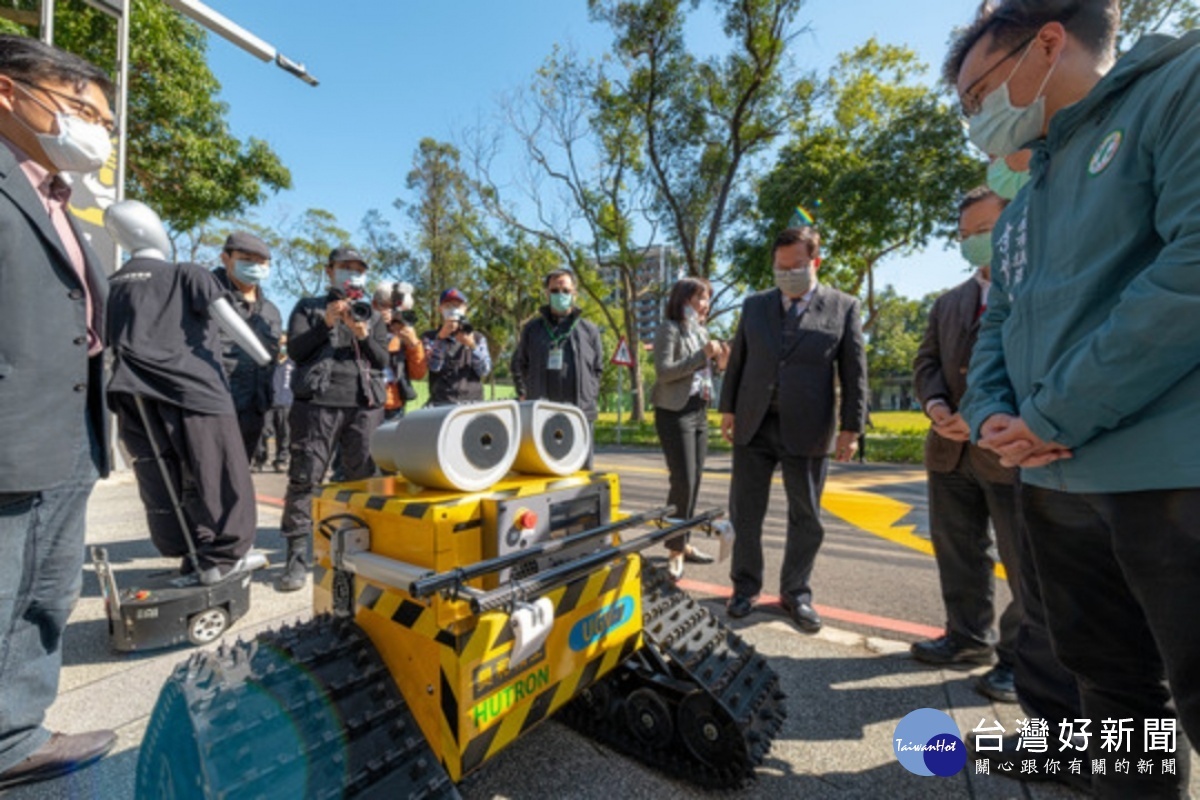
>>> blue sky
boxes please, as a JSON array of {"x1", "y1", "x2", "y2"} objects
[{"x1": 200, "y1": 0, "x2": 980, "y2": 300}]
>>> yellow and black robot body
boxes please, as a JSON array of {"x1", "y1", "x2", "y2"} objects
[{"x1": 136, "y1": 400, "x2": 787, "y2": 800}]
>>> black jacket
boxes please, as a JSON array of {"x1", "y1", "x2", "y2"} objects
[
  {"x1": 212, "y1": 268, "x2": 281, "y2": 413},
  {"x1": 287, "y1": 292, "x2": 389, "y2": 408},
  {"x1": 0, "y1": 143, "x2": 110, "y2": 491},
  {"x1": 719, "y1": 286, "x2": 867, "y2": 457},
  {"x1": 514, "y1": 307, "x2": 604, "y2": 420}
]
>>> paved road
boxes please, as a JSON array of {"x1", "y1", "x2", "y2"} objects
[{"x1": 13, "y1": 447, "x2": 1185, "y2": 800}]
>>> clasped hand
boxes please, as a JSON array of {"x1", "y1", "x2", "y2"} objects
[{"x1": 978, "y1": 413, "x2": 1072, "y2": 468}]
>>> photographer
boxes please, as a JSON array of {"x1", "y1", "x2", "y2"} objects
[
  {"x1": 372, "y1": 281, "x2": 427, "y2": 420},
  {"x1": 278, "y1": 247, "x2": 388, "y2": 592},
  {"x1": 422, "y1": 288, "x2": 491, "y2": 406}
]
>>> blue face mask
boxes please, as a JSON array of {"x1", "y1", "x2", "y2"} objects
[
  {"x1": 987, "y1": 158, "x2": 1032, "y2": 201},
  {"x1": 233, "y1": 259, "x2": 269, "y2": 285},
  {"x1": 967, "y1": 41, "x2": 1058, "y2": 158}
]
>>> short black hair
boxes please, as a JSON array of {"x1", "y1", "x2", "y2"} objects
[
  {"x1": 944, "y1": 0, "x2": 1119, "y2": 86},
  {"x1": 664, "y1": 277, "x2": 712, "y2": 323},
  {"x1": 959, "y1": 185, "x2": 1008, "y2": 217},
  {"x1": 0, "y1": 35, "x2": 113, "y2": 96},
  {"x1": 772, "y1": 226, "x2": 821, "y2": 258},
  {"x1": 544, "y1": 268, "x2": 576, "y2": 288}
]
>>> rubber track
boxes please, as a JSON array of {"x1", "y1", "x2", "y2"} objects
[
  {"x1": 560, "y1": 563, "x2": 787, "y2": 789},
  {"x1": 136, "y1": 615, "x2": 461, "y2": 800}
]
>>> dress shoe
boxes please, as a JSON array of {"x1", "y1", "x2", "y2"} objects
[
  {"x1": 0, "y1": 730, "x2": 117, "y2": 790},
  {"x1": 780, "y1": 596, "x2": 822, "y2": 633},
  {"x1": 682, "y1": 545, "x2": 714, "y2": 564},
  {"x1": 971, "y1": 733, "x2": 1092, "y2": 793},
  {"x1": 910, "y1": 634, "x2": 994, "y2": 667},
  {"x1": 974, "y1": 663, "x2": 1018, "y2": 704},
  {"x1": 726, "y1": 593, "x2": 756, "y2": 619},
  {"x1": 198, "y1": 551, "x2": 268, "y2": 586}
]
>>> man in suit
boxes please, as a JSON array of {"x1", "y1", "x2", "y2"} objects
[
  {"x1": 912, "y1": 186, "x2": 1025, "y2": 692},
  {"x1": 0, "y1": 36, "x2": 118, "y2": 788},
  {"x1": 719, "y1": 226, "x2": 867, "y2": 632}
]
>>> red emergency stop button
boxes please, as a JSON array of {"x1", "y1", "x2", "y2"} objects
[{"x1": 516, "y1": 510, "x2": 538, "y2": 530}]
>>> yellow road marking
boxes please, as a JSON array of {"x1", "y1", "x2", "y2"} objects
[{"x1": 595, "y1": 460, "x2": 1008, "y2": 581}]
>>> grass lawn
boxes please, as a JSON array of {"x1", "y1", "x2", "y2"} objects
[{"x1": 592, "y1": 408, "x2": 929, "y2": 463}]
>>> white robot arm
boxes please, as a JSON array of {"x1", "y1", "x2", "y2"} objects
[{"x1": 104, "y1": 200, "x2": 272, "y2": 367}]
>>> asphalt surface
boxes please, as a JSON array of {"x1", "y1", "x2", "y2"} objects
[{"x1": 5, "y1": 447, "x2": 1195, "y2": 800}]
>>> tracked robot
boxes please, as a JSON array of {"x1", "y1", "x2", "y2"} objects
[{"x1": 137, "y1": 398, "x2": 787, "y2": 797}]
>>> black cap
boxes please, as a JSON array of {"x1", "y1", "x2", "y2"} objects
[
  {"x1": 328, "y1": 246, "x2": 367, "y2": 266},
  {"x1": 223, "y1": 231, "x2": 271, "y2": 260}
]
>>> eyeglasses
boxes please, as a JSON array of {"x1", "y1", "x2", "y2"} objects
[
  {"x1": 548, "y1": 288, "x2": 573, "y2": 295},
  {"x1": 13, "y1": 79, "x2": 118, "y2": 134},
  {"x1": 959, "y1": 34, "x2": 1037, "y2": 118}
]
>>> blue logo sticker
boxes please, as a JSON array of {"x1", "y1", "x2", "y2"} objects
[
  {"x1": 893, "y1": 708, "x2": 967, "y2": 777},
  {"x1": 569, "y1": 596, "x2": 634, "y2": 651}
]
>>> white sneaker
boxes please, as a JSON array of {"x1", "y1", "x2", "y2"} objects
[{"x1": 667, "y1": 551, "x2": 685, "y2": 581}]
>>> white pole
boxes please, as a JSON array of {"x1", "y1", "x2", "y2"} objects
[
  {"x1": 616, "y1": 367, "x2": 624, "y2": 446},
  {"x1": 39, "y1": 0, "x2": 54, "y2": 44}
]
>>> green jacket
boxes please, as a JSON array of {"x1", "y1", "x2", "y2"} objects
[{"x1": 962, "y1": 31, "x2": 1200, "y2": 493}]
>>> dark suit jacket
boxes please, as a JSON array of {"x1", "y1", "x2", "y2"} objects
[
  {"x1": 0, "y1": 144, "x2": 110, "y2": 492},
  {"x1": 913, "y1": 277, "x2": 1014, "y2": 485},
  {"x1": 718, "y1": 285, "x2": 867, "y2": 457}
]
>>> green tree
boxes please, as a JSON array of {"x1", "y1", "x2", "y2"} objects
[
  {"x1": 1120, "y1": 0, "x2": 1199, "y2": 53},
  {"x1": 866, "y1": 286, "x2": 928, "y2": 385},
  {"x1": 590, "y1": 0, "x2": 808, "y2": 281},
  {"x1": 399, "y1": 138, "x2": 480, "y2": 320},
  {"x1": 736, "y1": 40, "x2": 982, "y2": 329},
  {"x1": 472, "y1": 48, "x2": 658, "y2": 421},
  {"x1": 0, "y1": 0, "x2": 291, "y2": 231}
]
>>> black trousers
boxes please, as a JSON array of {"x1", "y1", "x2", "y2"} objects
[
  {"x1": 1022, "y1": 485, "x2": 1200, "y2": 799},
  {"x1": 113, "y1": 393, "x2": 256, "y2": 570},
  {"x1": 1010, "y1": 483, "x2": 1081, "y2": 727},
  {"x1": 926, "y1": 456, "x2": 1021, "y2": 664},
  {"x1": 728, "y1": 412, "x2": 826, "y2": 602},
  {"x1": 280, "y1": 402, "x2": 384, "y2": 540},
  {"x1": 236, "y1": 406, "x2": 265, "y2": 464},
  {"x1": 255, "y1": 406, "x2": 290, "y2": 467},
  {"x1": 655, "y1": 395, "x2": 708, "y2": 551}
]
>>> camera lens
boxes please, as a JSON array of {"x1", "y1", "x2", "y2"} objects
[{"x1": 350, "y1": 301, "x2": 372, "y2": 322}]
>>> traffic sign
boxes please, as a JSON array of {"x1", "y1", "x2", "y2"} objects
[{"x1": 610, "y1": 336, "x2": 634, "y2": 367}]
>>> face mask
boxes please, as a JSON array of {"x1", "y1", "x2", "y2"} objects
[
  {"x1": 549, "y1": 292, "x2": 573, "y2": 314},
  {"x1": 442, "y1": 306, "x2": 465, "y2": 322},
  {"x1": 333, "y1": 269, "x2": 366, "y2": 292},
  {"x1": 960, "y1": 233, "x2": 994, "y2": 267},
  {"x1": 774, "y1": 266, "x2": 814, "y2": 298},
  {"x1": 233, "y1": 259, "x2": 269, "y2": 286},
  {"x1": 987, "y1": 158, "x2": 1032, "y2": 200},
  {"x1": 967, "y1": 42, "x2": 1058, "y2": 158}
]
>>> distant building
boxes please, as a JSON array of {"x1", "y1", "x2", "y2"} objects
[{"x1": 599, "y1": 245, "x2": 682, "y2": 343}]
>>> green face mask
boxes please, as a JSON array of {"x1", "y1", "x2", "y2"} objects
[
  {"x1": 987, "y1": 158, "x2": 1032, "y2": 201},
  {"x1": 549, "y1": 292, "x2": 573, "y2": 314},
  {"x1": 960, "y1": 233, "x2": 993, "y2": 268}
]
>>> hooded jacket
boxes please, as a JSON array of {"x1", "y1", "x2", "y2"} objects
[{"x1": 962, "y1": 32, "x2": 1200, "y2": 492}]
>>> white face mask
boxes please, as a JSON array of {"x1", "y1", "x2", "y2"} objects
[
  {"x1": 11, "y1": 83, "x2": 113, "y2": 173},
  {"x1": 774, "y1": 266, "x2": 814, "y2": 298},
  {"x1": 967, "y1": 41, "x2": 1058, "y2": 158},
  {"x1": 441, "y1": 306, "x2": 466, "y2": 322},
  {"x1": 333, "y1": 268, "x2": 366, "y2": 292}
]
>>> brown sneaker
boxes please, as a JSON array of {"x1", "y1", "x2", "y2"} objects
[{"x1": 0, "y1": 730, "x2": 117, "y2": 789}]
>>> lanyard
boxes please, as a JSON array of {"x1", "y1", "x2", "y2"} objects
[{"x1": 542, "y1": 315, "x2": 580, "y2": 348}]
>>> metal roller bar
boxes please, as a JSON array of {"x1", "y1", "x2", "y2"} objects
[
  {"x1": 408, "y1": 504, "x2": 676, "y2": 599},
  {"x1": 470, "y1": 509, "x2": 724, "y2": 614},
  {"x1": 341, "y1": 551, "x2": 435, "y2": 592}
]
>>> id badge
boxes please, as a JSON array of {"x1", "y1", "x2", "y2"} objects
[{"x1": 547, "y1": 346, "x2": 564, "y2": 371}]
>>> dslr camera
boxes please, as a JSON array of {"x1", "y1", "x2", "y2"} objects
[{"x1": 330, "y1": 284, "x2": 373, "y2": 323}]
